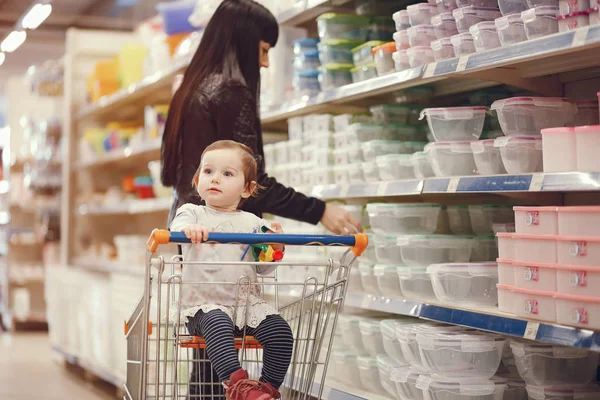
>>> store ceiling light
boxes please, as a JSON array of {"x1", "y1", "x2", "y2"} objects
[
  {"x1": 22, "y1": 3, "x2": 53, "y2": 30},
  {"x1": 1, "y1": 31, "x2": 27, "y2": 53}
]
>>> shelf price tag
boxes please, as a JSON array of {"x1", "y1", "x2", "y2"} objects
[
  {"x1": 572, "y1": 26, "x2": 589, "y2": 47},
  {"x1": 423, "y1": 63, "x2": 437, "y2": 78},
  {"x1": 447, "y1": 178, "x2": 460, "y2": 193},
  {"x1": 529, "y1": 173, "x2": 544, "y2": 191},
  {"x1": 524, "y1": 321, "x2": 540, "y2": 340},
  {"x1": 456, "y1": 56, "x2": 469, "y2": 72}
]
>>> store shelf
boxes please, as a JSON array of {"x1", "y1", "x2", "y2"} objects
[
  {"x1": 53, "y1": 345, "x2": 124, "y2": 388},
  {"x1": 77, "y1": 197, "x2": 172, "y2": 216},
  {"x1": 76, "y1": 138, "x2": 161, "y2": 169},
  {"x1": 344, "y1": 293, "x2": 600, "y2": 351},
  {"x1": 277, "y1": 0, "x2": 353, "y2": 26}
]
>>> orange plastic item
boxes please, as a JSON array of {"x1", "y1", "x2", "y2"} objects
[
  {"x1": 372, "y1": 42, "x2": 397, "y2": 55},
  {"x1": 122, "y1": 176, "x2": 135, "y2": 193},
  {"x1": 180, "y1": 336, "x2": 262, "y2": 349},
  {"x1": 166, "y1": 32, "x2": 190, "y2": 56},
  {"x1": 351, "y1": 233, "x2": 369, "y2": 257}
]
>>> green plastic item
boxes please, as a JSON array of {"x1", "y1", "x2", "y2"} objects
[
  {"x1": 317, "y1": 13, "x2": 370, "y2": 25},
  {"x1": 319, "y1": 39, "x2": 364, "y2": 49},
  {"x1": 318, "y1": 63, "x2": 354, "y2": 72},
  {"x1": 350, "y1": 63, "x2": 376, "y2": 73},
  {"x1": 351, "y1": 40, "x2": 386, "y2": 53}
]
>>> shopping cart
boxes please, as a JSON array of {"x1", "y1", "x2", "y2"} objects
[{"x1": 124, "y1": 229, "x2": 368, "y2": 400}]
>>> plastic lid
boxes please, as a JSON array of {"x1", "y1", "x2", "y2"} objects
[
  {"x1": 377, "y1": 355, "x2": 404, "y2": 373},
  {"x1": 451, "y1": 32, "x2": 474, "y2": 45},
  {"x1": 391, "y1": 366, "x2": 427, "y2": 383},
  {"x1": 407, "y1": 3, "x2": 438, "y2": 13},
  {"x1": 431, "y1": 12, "x2": 455, "y2": 25},
  {"x1": 318, "y1": 63, "x2": 353, "y2": 72},
  {"x1": 372, "y1": 42, "x2": 397, "y2": 54},
  {"x1": 417, "y1": 331, "x2": 504, "y2": 352},
  {"x1": 425, "y1": 141, "x2": 474, "y2": 153},
  {"x1": 527, "y1": 385, "x2": 600, "y2": 399},
  {"x1": 317, "y1": 13, "x2": 370, "y2": 24},
  {"x1": 497, "y1": 283, "x2": 514, "y2": 290},
  {"x1": 408, "y1": 25, "x2": 436, "y2": 35},
  {"x1": 557, "y1": 10, "x2": 590, "y2": 19},
  {"x1": 373, "y1": 264, "x2": 399, "y2": 276},
  {"x1": 294, "y1": 38, "x2": 319, "y2": 46},
  {"x1": 357, "y1": 356, "x2": 378, "y2": 368},
  {"x1": 297, "y1": 69, "x2": 319, "y2": 78},
  {"x1": 397, "y1": 234, "x2": 475, "y2": 246},
  {"x1": 359, "y1": 319, "x2": 382, "y2": 333},
  {"x1": 417, "y1": 375, "x2": 507, "y2": 393},
  {"x1": 351, "y1": 40, "x2": 386, "y2": 53},
  {"x1": 521, "y1": 6, "x2": 559, "y2": 21},
  {"x1": 540, "y1": 127, "x2": 575, "y2": 134},
  {"x1": 318, "y1": 39, "x2": 363, "y2": 48},
  {"x1": 393, "y1": 9, "x2": 410, "y2": 20},
  {"x1": 431, "y1": 37, "x2": 453, "y2": 50},
  {"x1": 574, "y1": 125, "x2": 600, "y2": 132},
  {"x1": 301, "y1": 49, "x2": 319, "y2": 58},
  {"x1": 407, "y1": 45, "x2": 434, "y2": 56},
  {"x1": 511, "y1": 286, "x2": 555, "y2": 297},
  {"x1": 376, "y1": 153, "x2": 413, "y2": 164},
  {"x1": 511, "y1": 232, "x2": 556, "y2": 240},
  {"x1": 495, "y1": 14, "x2": 524, "y2": 29},
  {"x1": 453, "y1": 6, "x2": 502, "y2": 19},
  {"x1": 470, "y1": 139, "x2": 496, "y2": 153},
  {"x1": 513, "y1": 205, "x2": 558, "y2": 212},
  {"x1": 554, "y1": 292, "x2": 600, "y2": 303},
  {"x1": 427, "y1": 262, "x2": 499, "y2": 276},
  {"x1": 469, "y1": 21, "x2": 498, "y2": 33},
  {"x1": 556, "y1": 234, "x2": 600, "y2": 242},
  {"x1": 491, "y1": 96, "x2": 573, "y2": 109},
  {"x1": 494, "y1": 135, "x2": 543, "y2": 148}
]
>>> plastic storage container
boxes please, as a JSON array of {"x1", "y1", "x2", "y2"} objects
[
  {"x1": 526, "y1": 385, "x2": 600, "y2": 400},
  {"x1": 393, "y1": 9, "x2": 411, "y2": 30},
  {"x1": 407, "y1": 3, "x2": 439, "y2": 26},
  {"x1": 359, "y1": 319, "x2": 386, "y2": 356},
  {"x1": 317, "y1": 40, "x2": 359, "y2": 65},
  {"x1": 559, "y1": 0, "x2": 591, "y2": 13},
  {"x1": 396, "y1": 323, "x2": 464, "y2": 367},
  {"x1": 521, "y1": 6, "x2": 560, "y2": 39},
  {"x1": 491, "y1": 97, "x2": 577, "y2": 136},
  {"x1": 338, "y1": 315, "x2": 368, "y2": 353},
  {"x1": 376, "y1": 154, "x2": 415, "y2": 181},
  {"x1": 381, "y1": 320, "x2": 412, "y2": 363},
  {"x1": 510, "y1": 340, "x2": 600, "y2": 385},
  {"x1": 357, "y1": 356, "x2": 387, "y2": 394},
  {"x1": 571, "y1": 100, "x2": 600, "y2": 126},
  {"x1": 447, "y1": 205, "x2": 474, "y2": 234},
  {"x1": 495, "y1": 14, "x2": 528, "y2": 45},
  {"x1": 497, "y1": 283, "x2": 517, "y2": 312},
  {"x1": 294, "y1": 50, "x2": 321, "y2": 71},
  {"x1": 431, "y1": 37, "x2": 456, "y2": 60},
  {"x1": 513, "y1": 260, "x2": 557, "y2": 291},
  {"x1": 370, "y1": 104, "x2": 412, "y2": 125},
  {"x1": 557, "y1": 205, "x2": 600, "y2": 236},
  {"x1": 369, "y1": 16, "x2": 396, "y2": 41},
  {"x1": 556, "y1": 236, "x2": 600, "y2": 266},
  {"x1": 471, "y1": 139, "x2": 507, "y2": 175},
  {"x1": 453, "y1": 7, "x2": 503, "y2": 32},
  {"x1": 417, "y1": 331, "x2": 505, "y2": 378},
  {"x1": 457, "y1": 0, "x2": 501, "y2": 7},
  {"x1": 292, "y1": 70, "x2": 321, "y2": 98},
  {"x1": 498, "y1": 258, "x2": 515, "y2": 284},
  {"x1": 416, "y1": 376, "x2": 507, "y2": 399},
  {"x1": 555, "y1": 264, "x2": 600, "y2": 297},
  {"x1": 437, "y1": 0, "x2": 459, "y2": 12},
  {"x1": 541, "y1": 127, "x2": 576, "y2": 172},
  {"x1": 358, "y1": 262, "x2": 379, "y2": 295},
  {"x1": 432, "y1": 12, "x2": 460, "y2": 38},
  {"x1": 393, "y1": 29, "x2": 410, "y2": 50},
  {"x1": 499, "y1": 0, "x2": 530, "y2": 15},
  {"x1": 575, "y1": 125, "x2": 600, "y2": 172},
  {"x1": 331, "y1": 352, "x2": 362, "y2": 386},
  {"x1": 514, "y1": 206, "x2": 558, "y2": 235},
  {"x1": 373, "y1": 235, "x2": 405, "y2": 264},
  {"x1": 393, "y1": 50, "x2": 411, "y2": 72},
  {"x1": 336, "y1": 123, "x2": 386, "y2": 147},
  {"x1": 377, "y1": 356, "x2": 402, "y2": 398},
  {"x1": 470, "y1": 21, "x2": 502, "y2": 52},
  {"x1": 471, "y1": 236, "x2": 499, "y2": 261},
  {"x1": 451, "y1": 32, "x2": 477, "y2": 56},
  {"x1": 350, "y1": 64, "x2": 377, "y2": 83},
  {"x1": 555, "y1": 292, "x2": 600, "y2": 329},
  {"x1": 373, "y1": 42, "x2": 396, "y2": 76},
  {"x1": 558, "y1": 10, "x2": 590, "y2": 31},
  {"x1": 494, "y1": 136, "x2": 543, "y2": 174},
  {"x1": 391, "y1": 366, "x2": 427, "y2": 400},
  {"x1": 374, "y1": 265, "x2": 403, "y2": 296},
  {"x1": 367, "y1": 203, "x2": 443, "y2": 235},
  {"x1": 512, "y1": 287, "x2": 557, "y2": 321},
  {"x1": 407, "y1": 46, "x2": 435, "y2": 67},
  {"x1": 512, "y1": 234, "x2": 557, "y2": 265},
  {"x1": 293, "y1": 38, "x2": 319, "y2": 55},
  {"x1": 397, "y1": 235, "x2": 476, "y2": 266},
  {"x1": 408, "y1": 25, "x2": 437, "y2": 47},
  {"x1": 398, "y1": 267, "x2": 438, "y2": 301},
  {"x1": 469, "y1": 205, "x2": 515, "y2": 236},
  {"x1": 428, "y1": 262, "x2": 499, "y2": 306},
  {"x1": 412, "y1": 151, "x2": 436, "y2": 178},
  {"x1": 352, "y1": 40, "x2": 385, "y2": 67},
  {"x1": 426, "y1": 141, "x2": 477, "y2": 177},
  {"x1": 156, "y1": 1, "x2": 197, "y2": 35},
  {"x1": 318, "y1": 64, "x2": 353, "y2": 90},
  {"x1": 317, "y1": 13, "x2": 370, "y2": 41},
  {"x1": 362, "y1": 140, "x2": 421, "y2": 161},
  {"x1": 421, "y1": 106, "x2": 487, "y2": 141}
]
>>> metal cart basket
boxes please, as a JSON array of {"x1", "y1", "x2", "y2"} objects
[{"x1": 124, "y1": 229, "x2": 368, "y2": 400}]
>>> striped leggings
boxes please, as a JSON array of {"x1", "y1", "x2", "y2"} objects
[{"x1": 186, "y1": 309, "x2": 294, "y2": 389}]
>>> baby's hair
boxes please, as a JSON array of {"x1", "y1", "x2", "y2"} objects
[{"x1": 193, "y1": 140, "x2": 262, "y2": 201}]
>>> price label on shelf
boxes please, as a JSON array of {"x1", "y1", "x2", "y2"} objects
[
  {"x1": 529, "y1": 173, "x2": 544, "y2": 191},
  {"x1": 447, "y1": 178, "x2": 460, "y2": 193},
  {"x1": 524, "y1": 321, "x2": 540, "y2": 340},
  {"x1": 456, "y1": 56, "x2": 469, "y2": 72},
  {"x1": 377, "y1": 182, "x2": 387, "y2": 197},
  {"x1": 572, "y1": 27, "x2": 589, "y2": 47},
  {"x1": 423, "y1": 63, "x2": 437, "y2": 78}
]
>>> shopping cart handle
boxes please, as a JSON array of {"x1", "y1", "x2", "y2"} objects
[{"x1": 147, "y1": 229, "x2": 368, "y2": 257}]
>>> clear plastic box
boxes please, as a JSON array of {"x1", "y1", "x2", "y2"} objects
[
  {"x1": 391, "y1": 366, "x2": 428, "y2": 400},
  {"x1": 363, "y1": 140, "x2": 425, "y2": 161},
  {"x1": 333, "y1": 113, "x2": 374, "y2": 133},
  {"x1": 397, "y1": 266, "x2": 438, "y2": 301},
  {"x1": 432, "y1": 12, "x2": 460, "y2": 38},
  {"x1": 362, "y1": 160, "x2": 380, "y2": 183},
  {"x1": 417, "y1": 331, "x2": 505, "y2": 379},
  {"x1": 416, "y1": 376, "x2": 507, "y2": 400},
  {"x1": 377, "y1": 356, "x2": 403, "y2": 398},
  {"x1": 470, "y1": 21, "x2": 502, "y2": 52},
  {"x1": 494, "y1": 136, "x2": 543, "y2": 174},
  {"x1": 293, "y1": 50, "x2": 321, "y2": 70},
  {"x1": 357, "y1": 356, "x2": 387, "y2": 394},
  {"x1": 447, "y1": 205, "x2": 474, "y2": 234},
  {"x1": 510, "y1": 341, "x2": 600, "y2": 386},
  {"x1": 495, "y1": 14, "x2": 528, "y2": 45},
  {"x1": 426, "y1": 141, "x2": 477, "y2": 177},
  {"x1": 499, "y1": 0, "x2": 530, "y2": 16},
  {"x1": 331, "y1": 352, "x2": 362, "y2": 386},
  {"x1": 468, "y1": 205, "x2": 515, "y2": 235},
  {"x1": 526, "y1": 385, "x2": 600, "y2": 400},
  {"x1": 318, "y1": 64, "x2": 353, "y2": 90},
  {"x1": 358, "y1": 262, "x2": 379, "y2": 295},
  {"x1": 393, "y1": 29, "x2": 410, "y2": 51},
  {"x1": 393, "y1": 49, "x2": 411, "y2": 72},
  {"x1": 521, "y1": 6, "x2": 560, "y2": 39},
  {"x1": 350, "y1": 63, "x2": 378, "y2": 83},
  {"x1": 359, "y1": 319, "x2": 386, "y2": 357},
  {"x1": 471, "y1": 139, "x2": 507, "y2": 175},
  {"x1": 451, "y1": 32, "x2": 477, "y2": 56},
  {"x1": 437, "y1": 0, "x2": 459, "y2": 12},
  {"x1": 420, "y1": 106, "x2": 487, "y2": 141},
  {"x1": 373, "y1": 234, "x2": 403, "y2": 264},
  {"x1": 370, "y1": 104, "x2": 412, "y2": 125},
  {"x1": 527, "y1": 0, "x2": 559, "y2": 7},
  {"x1": 338, "y1": 314, "x2": 368, "y2": 354},
  {"x1": 317, "y1": 13, "x2": 370, "y2": 41},
  {"x1": 317, "y1": 39, "x2": 360, "y2": 65},
  {"x1": 408, "y1": 25, "x2": 437, "y2": 47},
  {"x1": 407, "y1": 46, "x2": 435, "y2": 68},
  {"x1": 570, "y1": 100, "x2": 600, "y2": 126},
  {"x1": 376, "y1": 154, "x2": 415, "y2": 181},
  {"x1": 431, "y1": 37, "x2": 456, "y2": 60},
  {"x1": 428, "y1": 262, "x2": 499, "y2": 307},
  {"x1": 373, "y1": 42, "x2": 397, "y2": 76},
  {"x1": 367, "y1": 203, "x2": 443, "y2": 235},
  {"x1": 381, "y1": 319, "x2": 414, "y2": 363},
  {"x1": 453, "y1": 6, "x2": 503, "y2": 32},
  {"x1": 407, "y1": 3, "x2": 439, "y2": 26},
  {"x1": 412, "y1": 151, "x2": 436, "y2": 178},
  {"x1": 397, "y1": 235, "x2": 476, "y2": 266},
  {"x1": 352, "y1": 40, "x2": 385, "y2": 67},
  {"x1": 393, "y1": 9, "x2": 411, "y2": 30},
  {"x1": 471, "y1": 235, "x2": 499, "y2": 261}
]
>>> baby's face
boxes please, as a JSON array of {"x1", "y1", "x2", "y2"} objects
[{"x1": 196, "y1": 149, "x2": 251, "y2": 211}]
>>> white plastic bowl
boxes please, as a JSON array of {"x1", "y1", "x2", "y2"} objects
[
  {"x1": 397, "y1": 235, "x2": 476, "y2": 266},
  {"x1": 426, "y1": 141, "x2": 477, "y2": 177},
  {"x1": 397, "y1": 267, "x2": 438, "y2": 301},
  {"x1": 428, "y1": 262, "x2": 499, "y2": 306},
  {"x1": 471, "y1": 139, "x2": 507, "y2": 175},
  {"x1": 357, "y1": 356, "x2": 387, "y2": 394},
  {"x1": 417, "y1": 331, "x2": 505, "y2": 378},
  {"x1": 469, "y1": 205, "x2": 515, "y2": 235},
  {"x1": 453, "y1": 6, "x2": 503, "y2": 32},
  {"x1": 510, "y1": 340, "x2": 600, "y2": 386},
  {"x1": 469, "y1": 21, "x2": 502, "y2": 52},
  {"x1": 412, "y1": 151, "x2": 436, "y2": 178},
  {"x1": 432, "y1": 12, "x2": 460, "y2": 38},
  {"x1": 374, "y1": 265, "x2": 403, "y2": 297},
  {"x1": 373, "y1": 235, "x2": 403, "y2": 264},
  {"x1": 391, "y1": 366, "x2": 428, "y2": 400},
  {"x1": 367, "y1": 203, "x2": 443, "y2": 235},
  {"x1": 451, "y1": 31, "x2": 477, "y2": 56},
  {"x1": 447, "y1": 205, "x2": 474, "y2": 235},
  {"x1": 521, "y1": 6, "x2": 560, "y2": 38},
  {"x1": 495, "y1": 14, "x2": 528, "y2": 45},
  {"x1": 417, "y1": 376, "x2": 508, "y2": 400},
  {"x1": 495, "y1": 136, "x2": 543, "y2": 174},
  {"x1": 420, "y1": 106, "x2": 487, "y2": 141},
  {"x1": 491, "y1": 97, "x2": 576, "y2": 136},
  {"x1": 431, "y1": 37, "x2": 456, "y2": 61}
]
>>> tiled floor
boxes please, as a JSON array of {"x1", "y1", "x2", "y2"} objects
[{"x1": 0, "y1": 332, "x2": 115, "y2": 400}]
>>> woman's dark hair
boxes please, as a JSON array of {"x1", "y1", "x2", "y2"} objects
[{"x1": 161, "y1": 0, "x2": 279, "y2": 186}]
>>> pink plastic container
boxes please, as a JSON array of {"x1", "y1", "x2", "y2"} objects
[
  {"x1": 571, "y1": 100, "x2": 600, "y2": 126},
  {"x1": 556, "y1": 264, "x2": 600, "y2": 296},
  {"x1": 521, "y1": 6, "x2": 560, "y2": 39},
  {"x1": 393, "y1": 10, "x2": 411, "y2": 30},
  {"x1": 432, "y1": 12, "x2": 460, "y2": 38},
  {"x1": 392, "y1": 50, "x2": 410, "y2": 71},
  {"x1": 469, "y1": 21, "x2": 502, "y2": 51},
  {"x1": 513, "y1": 206, "x2": 558, "y2": 235},
  {"x1": 431, "y1": 37, "x2": 456, "y2": 60},
  {"x1": 512, "y1": 287, "x2": 557, "y2": 322},
  {"x1": 574, "y1": 125, "x2": 600, "y2": 172},
  {"x1": 495, "y1": 14, "x2": 528, "y2": 45},
  {"x1": 557, "y1": 206, "x2": 600, "y2": 236},
  {"x1": 407, "y1": 46, "x2": 434, "y2": 67},
  {"x1": 560, "y1": 0, "x2": 591, "y2": 14},
  {"x1": 453, "y1": 6, "x2": 503, "y2": 32},
  {"x1": 541, "y1": 127, "x2": 576, "y2": 173},
  {"x1": 394, "y1": 30, "x2": 410, "y2": 51},
  {"x1": 513, "y1": 261, "x2": 557, "y2": 291},
  {"x1": 407, "y1": 3, "x2": 439, "y2": 26},
  {"x1": 557, "y1": 236, "x2": 600, "y2": 266},
  {"x1": 408, "y1": 25, "x2": 437, "y2": 47},
  {"x1": 557, "y1": 10, "x2": 590, "y2": 31},
  {"x1": 555, "y1": 292, "x2": 600, "y2": 329},
  {"x1": 437, "y1": 0, "x2": 459, "y2": 13},
  {"x1": 512, "y1": 234, "x2": 557, "y2": 264},
  {"x1": 457, "y1": 0, "x2": 500, "y2": 8},
  {"x1": 497, "y1": 232, "x2": 515, "y2": 259},
  {"x1": 497, "y1": 283, "x2": 516, "y2": 313},
  {"x1": 451, "y1": 32, "x2": 476, "y2": 56},
  {"x1": 498, "y1": 258, "x2": 515, "y2": 284}
]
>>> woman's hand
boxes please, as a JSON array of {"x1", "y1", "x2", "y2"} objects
[
  {"x1": 182, "y1": 224, "x2": 209, "y2": 243},
  {"x1": 266, "y1": 222, "x2": 284, "y2": 251},
  {"x1": 320, "y1": 203, "x2": 363, "y2": 235}
]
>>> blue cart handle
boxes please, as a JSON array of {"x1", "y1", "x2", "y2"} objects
[{"x1": 147, "y1": 229, "x2": 368, "y2": 257}]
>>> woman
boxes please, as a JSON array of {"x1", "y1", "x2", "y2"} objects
[
  {"x1": 161, "y1": 0, "x2": 361, "y2": 235},
  {"x1": 161, "y1": 1, "x2": 360, "y2": 398}
]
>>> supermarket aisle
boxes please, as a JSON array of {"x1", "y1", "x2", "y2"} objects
[{"x1": 0, "y1": 332, "x2": 114, "y2": 400}]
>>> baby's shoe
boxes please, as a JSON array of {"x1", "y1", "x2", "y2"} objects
[{"x1": 225, "y1": 369, "x2": 277, "y2": 400}]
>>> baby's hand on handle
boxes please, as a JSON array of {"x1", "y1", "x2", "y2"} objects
[
  {"x1": 182, "y1": 224, "x2": 209, "y2": 243},
  {"x1": 266, "y1": 222, "x2": 284, "y2": 252}
]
